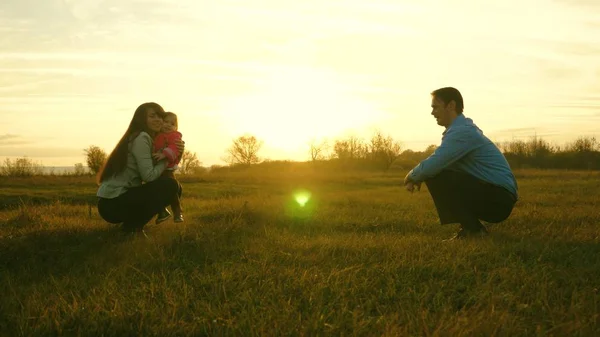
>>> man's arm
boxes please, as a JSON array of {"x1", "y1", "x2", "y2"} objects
[
  {"x1": 174, "y1": 134, "x2": 185, "y2": 159},
  {"x1": 407, "y1": 126, "x2": 481, "y2": 183},
  {"x1": 162, "y1": 132, "x2": 182, "y2": 164}
]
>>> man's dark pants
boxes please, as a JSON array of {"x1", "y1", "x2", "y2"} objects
[{"x1": 424, "y1": 170, "x2": 517, "y2": 232}]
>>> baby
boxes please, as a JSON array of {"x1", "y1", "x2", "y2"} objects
[{"x1": 152, "y1": 112, "x2": 184, "y2": 223}]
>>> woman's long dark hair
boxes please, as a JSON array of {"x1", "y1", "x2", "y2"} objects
[{"x1": 97, "y1": 102, "x2": 166, "y2": 184}]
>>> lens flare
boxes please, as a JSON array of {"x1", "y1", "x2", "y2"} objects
[{"x1": 294, "y1": 192, "x2": 311, "y2": 207}]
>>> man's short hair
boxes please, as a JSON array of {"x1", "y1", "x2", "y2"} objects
[{"x1": 431, "y1": 87, "x2": 464, "y2": 114}]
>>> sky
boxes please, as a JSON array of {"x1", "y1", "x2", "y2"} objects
[{"x1": 1, "y1": 0, "x2": 599, "y2": 167}]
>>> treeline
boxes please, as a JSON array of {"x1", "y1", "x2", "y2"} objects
[
  {"x1": 297, "y1": 134, "x2": 600, "y2": 171},
  {"x1": 217, "y1": 134, "x2": 600, "y2": 173},
  {"x1": 499, "y1": 136, "x2": 599, "y2": 170},
  {"x1": 1, "y1": 134, "x2": 598, "y2": 177},
  {"x1": 325, "y1": 134, "x2": 600, "y2": 171},
  {"x1": 308, "y1": 130, "x2": 405, "y2": 171}
]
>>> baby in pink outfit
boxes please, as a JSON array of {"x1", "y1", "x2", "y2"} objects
[{"x1": 152, "y1": 112, "x2": 184, "y2": 223}]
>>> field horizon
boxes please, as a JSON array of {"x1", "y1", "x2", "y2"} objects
[{"x1": 1, "y1": 168, "x2": 599, "y2": 336}]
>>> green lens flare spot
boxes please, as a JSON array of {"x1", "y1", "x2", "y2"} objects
[{"x1": 294, "y1": 192, "x2": 311, "y2": 207}]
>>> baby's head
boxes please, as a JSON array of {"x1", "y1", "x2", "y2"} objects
[{"x1": 161, "y1": 112, "x2": 178, "y2": 133}]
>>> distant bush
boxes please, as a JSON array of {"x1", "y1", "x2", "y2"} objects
[
  {"x1": 73, "y1": 163, "x2": 87, "y2": 176},
  {"x1": 501, "y1": 136, "x2": 599, "y2": 170},
  {"x1": 1, "y1": 157, "x2": 44, "y2": 177}
]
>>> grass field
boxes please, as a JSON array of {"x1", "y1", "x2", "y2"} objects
[{"x1": 1, "y1": 168, "x2": 599, "y2": 336}]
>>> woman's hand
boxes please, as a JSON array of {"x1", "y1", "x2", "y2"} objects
[{"x1": 152, "y1": 152, "x2": 166, "y2": 161}]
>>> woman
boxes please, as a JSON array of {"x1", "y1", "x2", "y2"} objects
[{"x1": 96, "y1": 102, "x2": 180, "y2": 233}]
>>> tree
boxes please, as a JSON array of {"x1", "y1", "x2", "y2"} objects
[
  {"x1": 367, "y1": 130, "x2": 402, "y2": 169},
  {"x1": 308, "y1": 138, "x2": 329, "y2": 161},
  {"x1": 568, "y1": 136, "x2": 597, "y2": 153},
  {"x1": 84, "y1": 145, "x2": 107, "y2": 175},
  {"x1": 73, "y1": 163, "x2": 86, "y2": 175},
  {"x1": 178, "y1": 150, "x2": 203, "y2": 175},
  {"x1": 333, "y1": 135, "x2": 365, "y2": 160},
  {"x1": 225, "y1": 135, "x2": 263, "y2": 165}
]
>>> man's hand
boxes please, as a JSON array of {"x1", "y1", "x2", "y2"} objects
[
  {"x1": 175, "y1": 139, "x2": 185, "y2": 156},
  {"x1": 403, "y1": 171, "x2": 411, "y2": 186},
  {"x1": 152, "y1": 152, "x2": 166, "y2": 161},
  {"x1": 404, "y1": 171, "x2": 421, "y2": 193},
  {"x1": 405, "y1": 181, "x2": 422, "y2": 193}
]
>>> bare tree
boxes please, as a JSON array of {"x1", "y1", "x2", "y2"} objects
[
  {"x1": 368, "y1": 130, "x2": 402, "y2": 168},
  {"x1": 333, "y1": 135, "x2": 366, "y2": 160},
  {"x1": 568, "y1": 136, "x2": 597, "y2": 152},
  {"x1": 424, "y1": 144, "x2": 437, "y2": 156},
  {"x1": 225, "y1": 135, "x2": 263, "y2": 165},
  {"x1": 308, "y1": 138, "x2": 329, "y2": 161},
  {"x1": 178, "y1": 150, "x2": 203, "y2": 175},
  {"x1": 84, "y1": 145, "x2": 107, "y2": 175}
]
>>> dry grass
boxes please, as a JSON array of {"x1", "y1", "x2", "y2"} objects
[{"x1": 1, "y1": 168, "x2": 599, "y2": 336}]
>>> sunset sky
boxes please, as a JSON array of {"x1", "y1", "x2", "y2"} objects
[{"x1": 1, "y1": 0, "x2": 599, "y2": 167}]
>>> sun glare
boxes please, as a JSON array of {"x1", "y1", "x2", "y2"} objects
[{"x1": 219, "y1": 67, "x2": 385, "y2": 151}]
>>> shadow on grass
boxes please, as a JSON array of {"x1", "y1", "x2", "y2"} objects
[
  {"x1": 1, "y1": 215, "x2": 599, "y2": 336},
  {"x1": 0, "y1": 215, "x2": 263, "y2": 336},
  {"x1": 0, "y1": 194, "x2": 98, "y2": 211},
  {"x1": 486, "y1": 231, "x2": 600, "y2": 271},
  {"x1": 0, "y1": 226, "x2": 130, "y2": 284},
  {"x1": 329, "y1": 220, "x2": 430, "y2": 236}
]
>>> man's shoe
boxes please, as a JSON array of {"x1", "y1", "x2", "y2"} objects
[
  {"x1": 174, "y1": 214, "x2": 184, "y2": 223},
  {"x1": 156, "y1": 208, "x2": 171, "y2": 224}
]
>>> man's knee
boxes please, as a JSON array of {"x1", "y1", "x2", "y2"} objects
[{"x1": 481, "y1": 204, "x2": 515, "y2": 223}]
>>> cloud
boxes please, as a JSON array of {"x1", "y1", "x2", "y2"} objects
[
  {"x1": 548, "y1": 95, "x2": 600, "y2": 112},
  {"x1": 536, "y1": 61, "x2": 580, "y2": 80},
  {"x1": 551, "y1": 104, "x2": 600, "y2": 111},
  {"x1": 63, "y1": 0, "x2": 106, "y2": 20},
  {"x1": 551, "y1": 41, "x2": 600, "y2": 56},
  {"x1": 0, "y1": 75, "x2": 63, "y2": 94},
  {"x1": 566, "y1": 95, "x2": 600, "y2": 102},
  {"x1": 0, "y1": 134, "x2": 34, "y2": 146},
  {"x1": 0, "y1": 134, "x2": 20, "y2": 141},
  {"x1": 585, "y1": 21, "x2": 600, "y2": 30},
  {"x1": 0, "y1": 51, "x2": 275, "y2": 72},
  {"x1": 487, "y1": 127, "x2": 561, "y2": 139},
  {"x1": 554, "y1": 0, "x2": 600, "y2": 8},
  {"x1": 491, "y1": 127, "x2": 538, "y2": 133},
  {"x1": 0, "y1": 146, "x2": 83, "y2": 157}
]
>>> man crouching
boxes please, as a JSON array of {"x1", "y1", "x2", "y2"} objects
[{"x1": 404, "y1": 87, "x2": 518, "y2": 240}]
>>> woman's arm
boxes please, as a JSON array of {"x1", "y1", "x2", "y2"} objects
[{"x1": 131, "y1": 132, "x2": 166, "y2": 182}]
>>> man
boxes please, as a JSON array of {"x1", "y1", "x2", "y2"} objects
[{"x1": 404, "y1": 87, "x2": 518, "y2": 240}]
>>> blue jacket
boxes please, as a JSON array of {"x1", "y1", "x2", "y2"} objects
[{"x1": 408, "y1": 114, "x2": 518, "y2": 199}]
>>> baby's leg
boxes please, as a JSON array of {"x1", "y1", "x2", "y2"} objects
[{"x1": 172, "y1": 179, "x2": 183, "y2": 222}]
